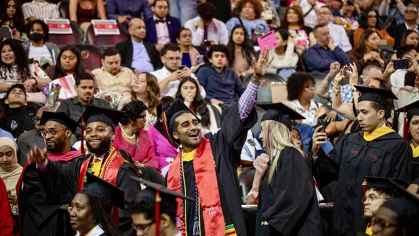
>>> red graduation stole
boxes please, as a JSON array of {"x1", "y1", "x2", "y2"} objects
[{"x1": 167, "y1": 139, "x2": 225, "y2": 236}]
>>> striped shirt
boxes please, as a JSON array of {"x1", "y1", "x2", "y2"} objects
[
  {"x1": 22, "y1": 1, "x2": 60, "y2": 20},
  {"x1": 238, "y1": 82, "x2": 259, "y2": 124}
]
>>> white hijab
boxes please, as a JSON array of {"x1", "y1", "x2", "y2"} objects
[{"x1": 0, "y1": 137, "x2": 23, "y2": 196}]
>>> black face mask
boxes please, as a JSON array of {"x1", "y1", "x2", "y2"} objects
[{"x1": 29, "y1": 33, "x2": 44, "y2": 43}]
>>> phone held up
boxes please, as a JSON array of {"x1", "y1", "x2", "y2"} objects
[
  {"x1": 393, "y1": 59, "x2": 409, "y2": 70},
  {"x1": 178, "y1": 65, "x2": 186, "y2": 70}
]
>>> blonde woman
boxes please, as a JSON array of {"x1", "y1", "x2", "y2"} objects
[{"x1": 255, "y1": 103, "x2": 321, "y2": 236}]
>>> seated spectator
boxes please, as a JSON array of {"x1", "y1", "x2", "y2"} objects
[
  {"x1": 106, "y1": 0, "x2": 152, "y2": 25},
  {"x1": 0, "y1": 39, "x2": 51, "y2": 103},
  {"x1": 388, "y1": 3, "x2": 419, "y2": 47},
  {"x1": 21, "y1": 20, "x2": 60, "y2": 66},
  {"x1": 92, "y1": 47, "x2": 136, "y2": 97},
  {"x1": 69, "y1": 0, "x2": 107, "y2": 35},
  {"x1": 116, "y1": 18, "x2": 162, "y2": 76},
  {"x1": 57, "y1": 73, "x2": 111, "y2": 139},
  {"x1": 0, "y1": 0, "x2": 26, "y2": 39},
  {"x1": 400, "y1": 30, "x2": 419, "y2": 60},
  {"x1": 390, "y1": 45, "x2": 417, "y2": 87},
  {"x1": 305, "y1": 24, "x2": 350, "y2": 74},
  {"x1": 287, "y1": 72, "x2": 324, "y2": 127},
  {"x1": 22, "y1": 0, "x2": 60, "y2": 22},
  {"x1": 184, "y1": 2, "x2": 229, "y2": 48},
  {"x1": 348, "y1": 29, "x2": 385, "y2": 72},
  {"x1": 1, "y1": 84, "x2": 42, "y2": 138},
  {"x1": 113, "y1": 100, "x2": 160, "y2": 171},
  {"x1": 0, "y1": 128, "x2": 14, "y2": 144},
  {"x1": 225, "y1": 0, "x2": 269, "y2": 38},
  {"x1": 175, "y1": 77, "x2": 219, "y2": 134},
  {"x1": 317, "y1": 6, "x2": 352, "y2": 52},
  {"x1": 176, "y1": 27, "x2": 202, "y2": 69},
  {"x1": 354, "y1": 9, "x2": 395, "y2": 47},
  {"x1": 197, "y1": 44, "x2": 245, "y2": 107},
  {"x1": 151, "y1": 43, "x2": 205, "y2": 98},
  {"x1": 259, "y1": 0, "x2": 280, "y2": 28},
  {"x1": 332, "y1": 0, "x2": 360, "y2": 30},
  {"x1": 144, "y1": 0, "x2": 181, "y2": 52},
  {"x1": 380, "y1": 0, "x2": 407, "y2": 31},
  {"x1": 279, "y1": 6, "x2": 316, "y2": 55},
  {"x1": 227, "y1": 25, "x2": 256, "y2": 78},
  {"x1": 267, "y1": 29, "x2": 299, "y2": 80},
  {"x1": 290, "y1": 0, "x2": 325, "y2": 29}
]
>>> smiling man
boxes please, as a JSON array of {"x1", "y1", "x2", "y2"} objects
[{"x1": 311, "y1": 86, "x2": 412, "y2": 236}]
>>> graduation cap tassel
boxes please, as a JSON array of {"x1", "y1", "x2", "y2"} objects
[
  {"x1": 403, "y1": 106, "x2": 409, "y2": 141},
  {"x1": 81, "y1": 114, "x2": 85, "y2": 154},
  {"x1": 155, "y1": 187, "x2": 163, "y2": 236},
  {"x1": 362, "y1": 178, "x2": 367, "y2": 210}
]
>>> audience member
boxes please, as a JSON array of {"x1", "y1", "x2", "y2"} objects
[
  {"x1": 287, "y1": 72, "x2": 324, "y2": 127},
  {"x1": 22, "y1": 0, "x2": 60, "y2": 21},
  {"x1": 0, "y1": 128, "x2": 14, "y2": 143},
  {"x1": 348, "y1": 29, "x2": 385, "y2": 72},
  {"x1": 1, "y1": 84, "x2": 42, "y2": 138},
  {"x1": 151, "y1": 43, "x2": 204, "y2": 98},
  {"x1": 360, "y1": 0, "x2": 380, "y2": 11},
  {"x1": 144, "y1": 0, "x2": 181, "y2": 52},
  {"x1": 184, "y1": 2, "x2": 229, "y2": 47},
  {"x1": 106, "y1": 0, "x2": 152, "y2": 25},
  {"x1": 69, "y1": 0, "x2": 107, "y2": 35},
  {"x1": 22, "y1": 20, "x2": 60, "y2": 66},
  {"x1": 258, "y1": 0, "x2": 280, "y2": 28},
  {"x1": 290, "y1": 0, "x2": 325, "y2": 28},
  {"x1": 0, "y1": 0, "x2": 26, "y2": 39},
  {"x1": 0, "y1": 177, "x2": 14, "y2": 236},
  {"x1": 380, "y1": 0, "x2": 407, "y2": 30},
  {"x1": 305, "y1": 24, "x2": 350, "y2": 74},
  {"x1": 197, "y1": 44, "x2": 245, "y2": 107},
  {"x1": 116, "y1": 18, "x2": 162, "y2": 76},
  {"x1": 92, "y1": 47, "x2": 136, "y2": 97},
  {"x1": 227, "y1": 25, "x2": 256, "y2": 78},
  {"x1": 400, "y1": 29, "x2": 419, "y2": 60},
  {"x1": 175, "y1": 77, "x2": 219, "y2": 134},
  {"x1": 267, "y1": 29, "x2": 299, "y2": 79},
  {"x1": 114, "y1": 100, "x2": 160, "y2": 171},
  {"x1": 389, "y1": 45, "x2": 416, "y2": 87},
  {"x1": 279, "y1": 6, "x2": 316, "y2": 55},
  {"x1": 176, "y1": 27, "x2": 202, "y2": 68},
  {"x1": 317, "y1": 6, "x2": 352, "y2": 52},
  {"x1": 170, "y1": 0, "x2": 196, "y2": 25},
  {"x1": 57, "y1": 73, "x2": 111, "y2": 139},
  {"x1": 354, "y1": 9, "x2": 395, "y2": 47},
  {"x1": 226, "y1": 0, "x2": 269, "y2": 38},
  {"x1": 332, "y1": 0, "x2": 360, "y2": 29},
  {"x1": 388, "y1": 3, "x2": 419, "y2": 47}
]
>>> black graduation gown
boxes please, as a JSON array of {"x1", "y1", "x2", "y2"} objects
[
  {"x1": 255, "y1": 146, "x2": 322, "y2": 236},
  {"x1": 313, "y1": 131, "x2": 412, "y2": 236},
  {"x1": 37, "y1": 152, "x2": 142, "y2": 236},
  {"x1": 166, "y1": 104, "x2": 257, "y2": 236}
]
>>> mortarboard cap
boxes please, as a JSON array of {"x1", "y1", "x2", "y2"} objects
[
  {"x1": 258, "y1": 102, "x2": 305, "y2": 130},
  {"x1": 80, "y1": 172, "x2": 125, "y2": 212},
  {"x1": 78, "y1": 106, "x2": 125, "y2": 130},
  {"x1": 40, "y1": 111, "x2": 79, "y2": 133},
  {"x1": 364, "y1": 176, "x2": 409, "y2": 197},
  {"x1": 355, "y1": 86, "x2": 398, "y2": 110},
  {"x1": 394, "y1": 100, "x2": 419, "y2": 141}
]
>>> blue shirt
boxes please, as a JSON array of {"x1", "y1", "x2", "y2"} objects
[
  {"x1": 0, "y1": 128, "x2": 16, "y2": 145},
  {"x1": 182, "y1": 53, "x2": 192, "y2": 68},
  {"x1": 131, "y1": 40, "x2": 154, "y2": 73},
  {"x1": 305, "y1": 44, "x2": 351, "y2": 74},
  {"x1": 225, "y1": 17, "x2": 269, "y2": 37},
  {"x1": 106, "y1": 0, "x2": 153, "y2": 20},
  {"x1": 197, "y1": 65, "x2": 246, "y2": 104},
  {"x1": 328, "y1": 83, "x2": 353, "y2": 104}
]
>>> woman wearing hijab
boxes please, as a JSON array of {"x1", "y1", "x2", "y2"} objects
[{"x1": 0, "y1": 137, "x2": 23, "y2": 214}]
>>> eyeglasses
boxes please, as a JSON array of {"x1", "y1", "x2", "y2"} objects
[
  {"x1": 367, "y1": 15, "x2": 378, "y2": 18},
  {"x1": 406, "y1": 10, "x2": 418, "y2": 14},
  {"x1": 32, "y1": 117, "x2": 41, "y2": 124},
  {"x1": 163, "y1": 56, "x2": 182, "y2": 62},
  {"x1": 371, "y1": 217, "x2": 397, "y2": 229},
  {"x1": 41, "y1": 128, "x2": 67, "y2": 137},
  {"x1": 132, "y1": 221, "x2": 155, "y2": 231},
  {"x1": 361, "y1": 196, "x2": 389, "y2": 203}
]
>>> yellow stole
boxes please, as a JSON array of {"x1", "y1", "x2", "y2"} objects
[
  {"x1": 365, "y1": 223, "x2": 373, "y2": 235},
  {"x1": 363, "y1": 127, "x2": 395, "y2": 141},
  {"x1": 410, "y1": 143, "x2": 419, "y2": 158}
]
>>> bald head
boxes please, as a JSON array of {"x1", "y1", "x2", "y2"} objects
[{"x1": 129, "y1": 18, "x2": 146, "y2": 42}]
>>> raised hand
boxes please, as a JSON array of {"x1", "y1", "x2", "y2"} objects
[
  {"x1": 252, "y1": 46, "x2": 274, "y2": 78},
  {"x1": 312, "y1": 126, "x2": 327, "y2": 157},
  {"x1": 334, "y1": 67, "x2": 346, "y2": 86},
  {"x1": 27, "y1": 146, "x2": 47, "y2": 165},
  {"x1": 330, "y1": 62, "x2": 341, "y2": 76},
  {"x1": 347, "y1": 62, "x2": 358, "y2": 86}
]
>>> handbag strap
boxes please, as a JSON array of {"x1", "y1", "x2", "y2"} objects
[
  {"x1": 304, "y1": 6, "x2": 315, "y2": 17},
  {"x1": 384, "y1": 9, "x2": 400, "y2": 30}
]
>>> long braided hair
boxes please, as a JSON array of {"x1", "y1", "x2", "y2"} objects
[{"x1": 88, "y1": 195, "x2": 124, "y2": 236}]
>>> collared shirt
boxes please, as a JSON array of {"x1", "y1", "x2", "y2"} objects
[
  {"x1": 293, "y1": 0, "x2": 325, "y2": 28},
  {"x1": 390, "y1": 69, "x2": 407, "y2": 87},
  {"x1": 131, "y1": 40, "x2": 154, "y2": 73},
  {"x1": 328, "y1": 22, "x2": 352, "y2": 52},
  {"x1": 288, "y1": 99, "x2": 322, "y2": 127},
  {"x1": 328, "y1": 84, "x2": 353, "y2": 104},
  {"x1": 92, "y1": 66, "x2": 136, "y2": 96},
  {"x1": 153, "y1": 16, "x2": 170, "y2": 45},
  {"x1": 106, "y1": 0, "x2": 153, "y2": 20},
  {"x1": 185, "y1": 16, "x2": 229, "y2": 46},
  {"x1": 22, "y1": 1, "x2": 60, "y2": 20},
  {"x1": 305, "y1": 44, "x2": 351, "y2": 74},
  {"x1": 405, "y1": 22, "x2": 419, "y2": 33},
  {"x1": 226, "y1": 17, "x2": 269, "y2": 37}
]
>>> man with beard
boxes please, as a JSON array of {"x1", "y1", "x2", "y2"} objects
[
  {"x1": 17, "y1": 112, "x2": 82, "y2": 236},
  {"x1": 57, "y1": 72, "x2": 111, "y2": 139},
  {"x1": 28, "y1": 106, "x2": 142, "y2": 236}
]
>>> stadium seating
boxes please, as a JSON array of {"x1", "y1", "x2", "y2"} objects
[
  {"x1": 85, "y1": 24, "x2": 130, "y2": 49},
  {"x1": 48, "y1": 21, "x2": 83, "y2": 47},
  {"x1": 74, "y1": 45, "x2": 104, "y2": 72}
]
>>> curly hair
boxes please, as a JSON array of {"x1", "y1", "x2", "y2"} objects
[
  {"x1": 157, "y1": 96, "x2": 175, "y2": 118},
  {"x1": 175, "y1": 77, "x2": 211, "y2": 129},
  {"x1": 53, "y1": 45, "x2": 85, "y2": 79},
  {"x1": 366, "y1": 183, "x2": 402, "y2": 199},
  {"x1": 120, "y1": 100, "x2": 148, "y2": 125},
  {"x1": 131, "y1": 73, "x2": 160, "y2": 117},
  {"x1": 236, "y1": 0, "x2": 263, "y2": 19},
  {"x1": 228, "y1": 25, "x2": 256, "y2": 67},
  {"x1": 26, "y1": 19, "x2": 50, "y2": 42},
  {"x1": 0, "y1": 0, "x2": 25, "y2": 30},
  {"x1": 286, "y1": 72, "x2": 315, "y2": 101},
  {"x1": 88, "y1": 195, "x2": 124, "y2": 236},
  {"x1": 0, "y1": 39, "x2": 31, "y2": 82},
  {"x1": 197, "y1": 2, "x2": 217, "y2": 21},
  {"x1": 280, "y1": 6, "x2": 305, "y2": 29}
]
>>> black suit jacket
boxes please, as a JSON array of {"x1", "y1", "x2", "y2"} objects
[
  {"x1": 116, "y1": 39, "x2": 163, "y2": 71},
  {"x1": 388, "y1": 23, "x2": 419, "y2": 47}
]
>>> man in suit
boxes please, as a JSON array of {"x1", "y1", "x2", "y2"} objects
[
  {"x1": 116, "y1": 18, "x2": 163, "y2": 76},
  {"x1": 388, "y1": 3, "x2": 419, "y2": 47},
  {"x1": 144, "y1": 0, "x2": 181, "y2": 52}
]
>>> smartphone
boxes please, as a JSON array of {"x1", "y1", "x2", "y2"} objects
[
  {"x1": 7, "y1": 190, "x2": 11, "y2": 195},
  {"x1": 178, "y1": 65, "x2": 186, "y2": 70},
  {"x1": 203, "y1": 40, "x2": 212, "y2": 46},
  {"x1": 344, "y1": 66, "x2": 352, "y2": 77},
  {"x1": 195, "y1": 55, "x2": 204, "y2": 64},
  {"x1": 317, "y1": 119, "x2": 330, "y2": 141},
  {"x1": 394, "y1": 59, "x2": 409, "y2": 70}
]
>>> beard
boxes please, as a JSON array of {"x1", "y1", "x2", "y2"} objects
[
  {"x1": 46, "y1": 138, "x2": 65, "y2": 154},
  {"x1": 86, "y1": 135, "x2": 112, "y2": 155}
]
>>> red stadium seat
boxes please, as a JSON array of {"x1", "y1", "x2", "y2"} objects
[
  {"x1": 58, "y1": 0, "x2": 70, "y2": 19},
  {"x1": 74, "y1": 45, "x2": 104, "y2": 72},
  {"x1": 48, "y1": 21, "x2": 83, "y2": 47},
  {"x1": 85, "y1": 24, "x2": 129, "y2": 49}
]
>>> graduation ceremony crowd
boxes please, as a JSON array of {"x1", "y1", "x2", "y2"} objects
[{"x1": 1, "y1": 0, "x2": 419, "y2": 235}]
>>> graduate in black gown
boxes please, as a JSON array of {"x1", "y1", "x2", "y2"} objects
[
  {"x1": 255, "y1": 103, "x2": 321, "y2": 236},
  {"x1": 27, "y1": 106, "x2": 142, "y2": 236},
  {"x1": 311, "y1": 86, "x2": 413, "y2": 236}
]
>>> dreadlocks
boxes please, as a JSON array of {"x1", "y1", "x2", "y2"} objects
[{"x1": 88, "y1": 195, "x2": 124, "y2": 236}]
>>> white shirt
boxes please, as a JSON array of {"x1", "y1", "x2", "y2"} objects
[
  {"x1": 293, "y1": 0, "x2": 325, "y2": 29},
  {"x1": 22, "y1": 1, "x2": 60, "y2": 20},
  {"x1": 390, "y1": 69, "x2": 407, "y2": 88},
  {"x1": 28, "y1": 43, "x2": 52, "y2": 63},
  {"x1": 153, "y1": 16, "x2": 170, "y2": 45},
  {"x1": 288, "y1": 99, "x2": 322, "y2": 127},
  {"x1": 405, "y1": 22, "x2": 419, "y2": 33},
  {"x1": 184, "y1": 16, "x2": 229, "y2": 46},
  {"x1": 328, "y1": 22, "x2": 352, "y2": 52},
  {"x1": 150, "y1": 66, "x2": 206, "y2": 98},
  {"x1": 392, "y1": 85, "x2": 419, "y2": 136},
  {"x1": 75, "y1": 225, "x2": 105, "y2": 236}
]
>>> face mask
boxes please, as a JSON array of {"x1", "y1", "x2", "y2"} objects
[{"x1": 29, "y1": 33, "x2": 44, "y2": 43}]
